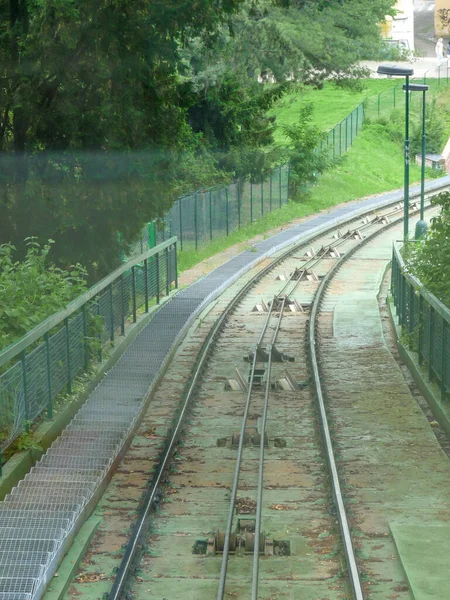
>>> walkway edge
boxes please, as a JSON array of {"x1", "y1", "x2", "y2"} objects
[
  {"x1": 0, "y1": 291, "x2": 177, "y2": 500},
  {"x1": 43, "y1": 517, "x2": 102, "y2": 600}
]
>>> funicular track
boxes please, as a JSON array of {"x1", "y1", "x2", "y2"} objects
[{"x1": 105, "y1": 197, "x2": 434, "y2": 600}]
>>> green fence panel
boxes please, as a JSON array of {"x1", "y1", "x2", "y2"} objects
[
  {"x1": 0, "y1": 238, "x2": 178, "y2": 473},
  {"x1": 391, "y1": 242, "x2": 450, "y2": 402}
]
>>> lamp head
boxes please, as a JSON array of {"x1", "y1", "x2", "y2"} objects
[
  {"x1": 402, "y1": 83, "x2": 429, "y2": 92},
  {"x1": 377, "y1": 65, "x2": 414, "y2": 76}
]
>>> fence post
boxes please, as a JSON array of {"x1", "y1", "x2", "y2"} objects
[
  {"x1": 165, "y1": 246, "x2": 170, "y2": 295},
  {"x1": 260, "y1": 177, "x2": 264, "y2": 217},
  {"x1": 20, "y1": 351, "x2": 29, "y2": 428},
  {"x1": 194, "y1": 193, "x2": 198, "y2": 250},
  {"x1": 250, "y1": 181, "x2": 253, "y2": 223},
  {"x1": 332, "y1": 127, "x2": 336, "y2": 158},
  {"x1": 97, "y1": 298, "x2": 102, "y2": 361},
  {"x1": 174, "y1": 242, "x2": 178, "y2": 289},
  {"x1": 64, "y1": 317, "x2": 72, "y2": 394},
  {"x1": 82, "y1": 304, "x2": 89, "y2": 370},
  {"x1": 144, "y1": 259, "x2": 149, "y2": 312},
  {"x1": 109, "y1": 283, "x2": 114, "y2": 342},
  {"x1": 428, "y1": 306, "x2": 434, "y2": 381},
  {"x1": 45, "y1": 332, "x2": 53, "y2": 419},
  {"x1": 156, "y1": 252, "x2": 160, "y2": 304},
  {"x1": 287, "y1": 163, "x2": 291, "y2": 198},
  {"x1": 345, "y1": 116, "x2": 348, "y2": 151},
  {"x1": 350, "y1": 111, "x2": 354, "y2": 144},
  {"x1": 237, "y1": 183, "x2": 241, "y2": 229},
  {"x1": 120, "y1": 274, "x2": 125, "y2": 335},
  {"x1": 179, "y1": 201, "x2": 183, "y2": 251},
  {"x1": 418, "y1": 294, "x2": 424, "y2": 365},
  {"x1": 269, "y1": 171, "x2": 273, "y2": 212},
  {"x1": 209, "y1": 191, "x2": 213, "y2": 241},
  {"x1": 279, "y1": 167, "x2": 282, "y2": 208},
  {"x1": 441, "y1": 322, "x2": 447, "y2": 400},
  {"x1": 224, "y1": 188, "x2": 229, "y2": 235},
  {"x1": 131, "y1": 266, "x2": 137, "y2": 323}
]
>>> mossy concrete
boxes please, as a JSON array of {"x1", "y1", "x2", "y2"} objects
[
  {"x1": 0, "y1": 292, "x2": 177, "y2": 500},
  {"x1": 389, "y1": 523, "x2": 450, "y2": 600},
  {"x1": 44, "y1": 517, "x2": 102, "y2": 600}
]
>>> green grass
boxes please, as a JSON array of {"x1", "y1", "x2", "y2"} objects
[
  {"x1": 271, "y1": 80, "x2": 399, "y2": 145},
  {"x1": 177, "y1": 120, "x2": 439, "y2": 274}
]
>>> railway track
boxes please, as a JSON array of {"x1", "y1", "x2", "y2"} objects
[{"x1": 96, "y1": 197, "x2": 438, "y2": 600}]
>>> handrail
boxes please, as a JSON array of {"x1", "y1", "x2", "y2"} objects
[
  {"x1": 393, "y1": 241, "x2": 450, "y2": 323},
  {"x1": 0, "y1": 237, "x2": 177, "y2": 368}
]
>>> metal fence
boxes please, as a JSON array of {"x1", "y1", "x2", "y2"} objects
[
  {"x1": 391, "y1": 241, "x2": 450, "y2": 401},
  {"x1": 152, "y1": 164, "x2": 290, "y2": 251},
  {"x1": 364, "y1": 69, "x2": 450, "y2": 121},
  {"x1": 319, "y1": 102, "x2": 364, "y2": 159},
  {"x1": 0, "y1": 238, "x2": 177, "y2": 471},
  {"x1": 131, "y1": 104, "x2": 365, "y2": 254}
]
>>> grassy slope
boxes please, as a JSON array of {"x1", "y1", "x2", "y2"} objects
[{"x1": 271, "y1": 79, "x2": 398, "y2": 144}]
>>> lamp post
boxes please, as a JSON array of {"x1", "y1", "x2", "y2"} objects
[
  {"x1": 402, "y1": 83, "x2": 429, "y2": 239},
  {"x1": 377, "y1": 65, "x2": 414, "y2": 239}
]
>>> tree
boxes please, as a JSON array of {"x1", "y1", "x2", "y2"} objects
[{"x1": 0, "y1": 0, "x2": 243, "y2": 276}]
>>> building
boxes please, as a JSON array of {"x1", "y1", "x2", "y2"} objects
[
  {"x1": 435, "y1": 0, "x2": 450, "y2": 38},
  {"x1": 381, "y1": 0, "x2": 415, "y2": 52}
]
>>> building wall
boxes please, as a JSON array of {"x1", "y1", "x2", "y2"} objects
[{"x1": 435, "y1": 0, "x2": 450, "y2": 38}]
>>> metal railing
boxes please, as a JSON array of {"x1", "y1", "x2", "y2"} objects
[
  {"x1": 391, "y1": 241, "x2": 450, "y2": 401},
  {"x1": 0, "y1": 238, "x2": 178, "y2": 472}
]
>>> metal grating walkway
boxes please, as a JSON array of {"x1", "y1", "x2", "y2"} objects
[{"x1": 0, "y1": 177, "x2": 449, "y2": 600}]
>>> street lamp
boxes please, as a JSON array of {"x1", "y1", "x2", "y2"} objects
[
  {"x1": 402, "y1": 83, "x2": 429, "y2": 239},
  {"x1": 377, "y1": 65, "x2": 414, "y2": 239}
]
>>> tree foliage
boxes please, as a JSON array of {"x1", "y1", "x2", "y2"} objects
[
  {"x1": 0, "y1": 239, "x2": 87, "y2": 350},
  {"x1": 406, "y1": 192, "x2": 450, "y2": 309}
]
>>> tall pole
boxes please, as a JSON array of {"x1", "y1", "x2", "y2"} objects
[
  {"x1": 415, "y1": 87, "x2": 429, "y2": 239},
  {"x1": 420, "y1": 89, "x2": 426, "y2": 221},
  {"x1": 404, "y1": 74, "x2": 410, "y2": 240}
]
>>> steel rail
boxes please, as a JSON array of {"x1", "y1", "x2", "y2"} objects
[
  {"x1": 306, "y1": 201, "x2": 433, "y2": 599},
  {"x1": 275, "y1": 203, "x2": 406, "y2": 299},
  {"x1": 107, "y1": 193, "x2": 438, "y2": 600},
  {"x1": 251, "y1": 296, "x2": 286, "y2": 600},
  {"x1": 217, "y1": 302, "x2": 274, "y2": 599}
]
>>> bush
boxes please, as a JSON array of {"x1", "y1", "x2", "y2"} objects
[
  {"x1": 406, "y1": 192, "x2": 450, "y2": 308},
  {"x1": 0, "y1": 239, "x2": 88, "y2": 351}
]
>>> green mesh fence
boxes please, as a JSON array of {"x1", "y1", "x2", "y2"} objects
[
  {"x1": 0, "y1": 239, "x2": 177, "y2": 470},
  {"x1": 144, "y1": 104, "x2": 366, "y2": 251},
  {"x1": 391, "y1": 242, "x2": 450, "y2": 402},
  {"x1": 152, "y1": 165, "x2": 289, "y2": 251}
]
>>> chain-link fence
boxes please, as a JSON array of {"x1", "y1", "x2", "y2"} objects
[
  {"x1": 0, "y1": 238, "x2": 177, "y2": 472},
  {"x1": 130, "y1": 104, "x2": 366, "y2": 254},
  {"x1": 391, "y1": 241, "x2": 450, "y2": 401},
  {"x1": 364, "y1": 69, "x2": 450, "y2": 122},
  {"x1": 319, "y1": 103, "x2": 364, "y2": 159}
]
